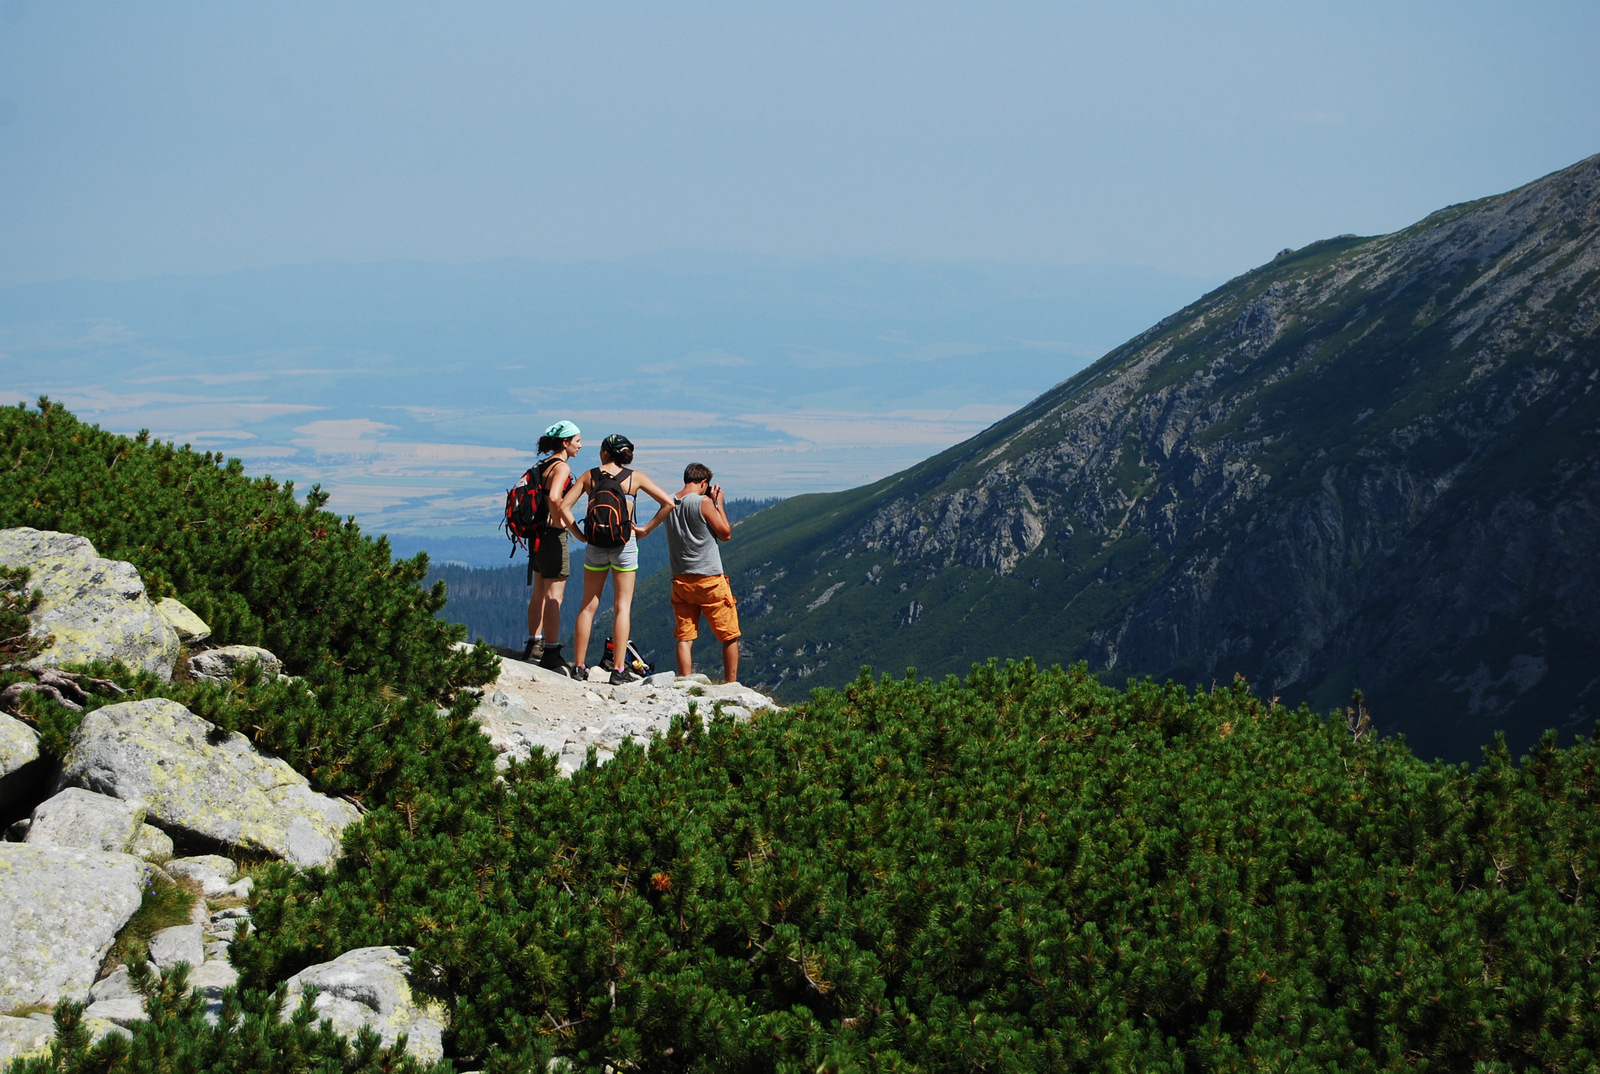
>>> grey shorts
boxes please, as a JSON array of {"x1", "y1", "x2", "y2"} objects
[
  {"x1": 532, "y1": 529, "x2": 569, "y2": 580},
  {"x1": 584, "y1": 537, "x2": 639, "y2": 572}
]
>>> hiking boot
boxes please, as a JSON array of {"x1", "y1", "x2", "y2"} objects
[
  {"x1": 609, "y1": 666, "x2": 640, "y2": 686},
  {"x1": 521, "y1": 636, "x2": 541, "y2": 662},
  {"x1": 571, "y1": 665, "x2": 589, "y2": 682},
  {"x1": 538, "y1": 643, "x2": 568, "y2": 673}
]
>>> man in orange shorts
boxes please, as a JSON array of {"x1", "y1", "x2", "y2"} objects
[{"x1": 659, "y1": 462, "x2": 740, "y2": 682}]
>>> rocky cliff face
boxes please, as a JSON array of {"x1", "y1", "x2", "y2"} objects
[{"x1": 693, "y1": 153, "x2": 1600, "y2": 762}]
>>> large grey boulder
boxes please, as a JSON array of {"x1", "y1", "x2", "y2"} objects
[
  {"x1": 61, "y1": 698, "x2": 359, "y2": 869},
  {"x1": 0, "y1": 844, "x2": 146, "y2": 1007},
  {"x1": 0, "y1": 527, "x2": 180, "y2": 681},
  {"x1": 280, "y1": 947, "x2": 446, "y2": 1062},
  {"x1": 187, "y1": 646, "x2": 281, "y2": 683},
  {"x1": 0, "y1": 713, "x2": 45, "y2": 815},
  {"x1": 25, "y1": 788, "x2": 145, "y2": 853}
]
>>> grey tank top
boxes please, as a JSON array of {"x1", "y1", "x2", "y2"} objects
[{"x1": 664, "y1": 492, "x2": 724, "y2": 576}]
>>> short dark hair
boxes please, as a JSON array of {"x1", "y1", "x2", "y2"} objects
[{"x1": 683, "y1": 462, "x2": 712, "y2": 485}]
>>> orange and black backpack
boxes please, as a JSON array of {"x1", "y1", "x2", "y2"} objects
[{"x1": 583, "y1": 466, "x2": 633, "y2": 548}]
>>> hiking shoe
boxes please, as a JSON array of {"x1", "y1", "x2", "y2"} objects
[
  {"x1": 521, "y1": 636, "x2": 541, "y2": 662},
  {"x1": 571, "y1": 665, "x2": 589, "y2": 682},
  {"x1": 609, "y1": 667, "x2": 640, "y2": 686},
  {"x1": 538, "y1": 644, "x2": 567, "y2": 672}
]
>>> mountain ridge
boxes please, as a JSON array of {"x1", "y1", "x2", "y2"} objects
[{"x1": 639, "y1": 153, "x2": 1600, "y2": 762}]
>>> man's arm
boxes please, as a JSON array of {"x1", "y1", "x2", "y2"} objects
[{"x1": 701, "y1": 484, "x2": 732, "y2": 541}]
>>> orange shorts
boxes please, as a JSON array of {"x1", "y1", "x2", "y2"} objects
[{"x1": 672, "y1": 573, "x2": 741, "y2": 642}]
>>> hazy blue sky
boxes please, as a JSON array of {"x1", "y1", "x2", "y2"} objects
[{"x1": 2, "y1": 2, "x2": 1595, "y2": 286}]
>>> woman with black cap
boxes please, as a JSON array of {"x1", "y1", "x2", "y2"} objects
[{"x1": 559, "y1": 433, "x2": 676, "y2": 684}]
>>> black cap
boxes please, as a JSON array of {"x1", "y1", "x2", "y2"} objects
[{"x1": 601, "y1": 433, "x2": 634, "y2": 459}]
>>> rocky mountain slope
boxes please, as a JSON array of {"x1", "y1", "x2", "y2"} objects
[{"x1": 650, "y1": 153, "x2": 1600, "y2": 763}]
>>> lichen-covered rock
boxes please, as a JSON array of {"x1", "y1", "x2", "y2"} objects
[
  {"x1": 0, "y1": 844, "x2": 147, "y2": 1007},
  {"x1": 25, "y1": 788, "x2": 145, "y2": 853},
  {"x1": 187, "y1": 645, "x2": 281, "y2": 683},
  {"x1": 280, "y1": 947, "x2": 446, "y2": 1062},
  {"x1": 0, "y1": 527, "x2": 179, "y2": 681},
  {"x1": 0, "y1": 714, "x2": 40, "y2": 780},
  {"x1": 129, "y1": 823, "x2": 174, "y2": 862},
  {"x1": 0, "y1": 713, "x2": 45, "y2": 814},
  {"x1": 0, "y1": 1014, "x2": 55, "y2": 1067},
  {"x1": 165, "y1": 854, "x2": 238, "y2": 889},
  {"x1": 148, "y1": 924, "x2": 204, "y2": 971},
  {"x1": 153, "y1": 597, "x2": 211, "y2": 644},
  {"x1": 61, "y1": 698, "x2": 359, "y2": 869}
]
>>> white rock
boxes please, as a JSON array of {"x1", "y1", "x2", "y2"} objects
[
  {"x1": 204, "y1": 940, "x2": 230, "y2": 961},
  {"x1": 129, "y1": 823, "x2": 174, "y2": 862},
  {"x1": 84, "y1": 994, "x2": 148, "y2": 1025},
  {"x1": 222, "y1": 877, "x2": 254, "y2": 899},
  {"x1": 280, "y1": 947, "x2": 447, "y2": 1062},
  {"x1": 187, "y1": 645, "x2": 281, "y2": 683},
  {"x1": 153, "y1": 597, "x2": 211, "y2": 644},
  {"x1": 61, "y1": 698, "x2": 359, "y2": 869},
  {"x1": 25, "y1": 788, "x2": 145, "y2": 853},
  {"x1": 166, "y1": 854, "x2": 239, "y2": 889},
  {"x1": 0, "y1": 527, "x2": 180, "y2": 680},
  {"x1": 0, "y1": 844, "x2": 147, "y2": 1008},
  {"x1": 646, "y1": 671, "x2": 676, "y2": 687},
  {"x1": 0, "y1": 1014, "x2": 55, "y2": 1067},
  {"x1": 189, "y1": 959, "x2": 239, "y2": 1024},
  {"x1": 148, "y1": 924, "x2": 204, "y2": 971}
]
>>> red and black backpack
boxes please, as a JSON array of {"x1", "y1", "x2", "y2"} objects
[{"x1": 502, "y1": 456, "x2": 562, "y2": 557}]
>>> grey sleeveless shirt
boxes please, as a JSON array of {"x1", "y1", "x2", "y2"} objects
[{"x1": 664, "y1": 492, "x2": 724, "y2": 576}]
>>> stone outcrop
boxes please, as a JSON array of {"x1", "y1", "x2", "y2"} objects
[
  {"x1": 280, "y1": 947, "x2": 447, "y2": 1062},
  {"x1": 0, "y1": 527, "x2": 180, "y2": 681},
  {"x1": 472, "y1": 657, "x2": 778, "y2": 776},
  {"x1": 24, "y1": 788, "x2": 144, "y2": 854},
  {"x1": 187, "y1": 645, "x2": 281, "y2": 683},
  {"x1": 60, "y1": 698, "x2": 359, "y2": 869},
  {"x1": 0, "y1": 843, "x2": 146, "y2": 1008}
]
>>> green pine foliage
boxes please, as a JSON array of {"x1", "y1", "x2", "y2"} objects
[
  {"x1": 6, "y1": 400, "x2": 1599, "y2": 1070},
  {"x1": 0, "y1": 398, "x2": 493, "y2": 696},
  {"x1": 238, "y1": 662, "x2": 1600, "y2": 1071}
]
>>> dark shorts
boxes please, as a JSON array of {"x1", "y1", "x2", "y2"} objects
[{"x1": 532, "y1": 529, "x2": 569, "y2": 580}]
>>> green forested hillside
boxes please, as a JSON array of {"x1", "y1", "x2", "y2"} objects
[{"x1": 5, "y1": 401, "x2": 1600, "y2": 1072}]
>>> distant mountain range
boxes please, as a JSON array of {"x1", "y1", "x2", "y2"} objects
[{"x1": 631, "y1": 153, "x2": 1600, "y2": 764}]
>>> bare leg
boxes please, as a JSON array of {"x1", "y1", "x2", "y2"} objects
[
  {"x1": 540, "y1": 577, "x2": 567, "y2": 644},
  {"x1": 722, "y1": 638, "x2": 739, "y2": 684},
  {"x1": 571, "y1": 569, "x2": 609, "y2": 668},
  {"x1": 610, "y1": 569, "x2": 637, "y2": 668},
  {"x1": 676, "y1": 639, "x2": 694, "y2": 677},
  {"x1": 527, "y1": 573, "x2": 546, "y2": 638}
]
